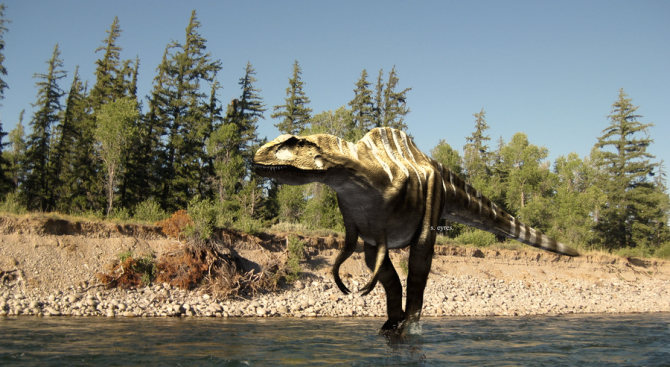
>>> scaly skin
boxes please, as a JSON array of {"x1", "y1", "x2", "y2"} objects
[{"x1": 253, "y1": 127, "x2": 578, "y2": 332}]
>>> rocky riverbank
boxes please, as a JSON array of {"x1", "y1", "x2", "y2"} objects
[
  {"x1": 2, "y1": 274, "x2": 669, "y2": 318},
  {"x1": 1, "y1": 215, "x2": 669, "y2": 318}
]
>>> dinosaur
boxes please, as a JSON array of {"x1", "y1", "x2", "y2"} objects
[{"x1": 253, "y1": 127, "x2": 579, "y2": 331}]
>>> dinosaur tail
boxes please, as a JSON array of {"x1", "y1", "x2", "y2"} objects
[{"x1": 439, "y1": 166, "x2": 579, "y2": 257}]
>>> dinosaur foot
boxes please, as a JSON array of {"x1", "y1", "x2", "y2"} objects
[
  {"x1": 381, "y1": 316, "x2": 405, "y2": 331},
  {"x1": 379, "y1": 319, "x2": 407, "y2": 343}
]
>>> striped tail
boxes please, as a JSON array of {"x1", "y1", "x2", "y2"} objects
[{"x1": 438, "y1": 164, "x2": 579, "y2": 257}]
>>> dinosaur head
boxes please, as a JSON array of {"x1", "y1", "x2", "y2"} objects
[{"x1": 253, "y1": 134, "x2": 341, "y2": 185}]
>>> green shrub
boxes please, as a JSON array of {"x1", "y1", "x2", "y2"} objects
[
  {"x1": 133, "y1": 199, "x2": 168, "y2": 223},
  {"x1": 654, "y1": 243, "x2": 670, "y2": 260},
  {"x1": 233, "y1": 214, "x2": 264, "y2": 236},
  {"x1": 0, "y1": 192, "x2": 27, "y2": 215},
  {"x1": 185, "y1": 197, "x2": 217, "y2": 241},
  {"x1": 110, "y1": 207, "x2": 131, "y2": 221},
  {"x1": 615, "y1": 246, "x2": 652, "y2": 258},
  {"x1": 456, "y1": 229, "x2": 497, "y2": 247},
  {"x1": 78, "y1": 209, "x2": 105, "y2": 221},
  {"x1": 285, "y1": 234, "x2": 305, "y2": 282},
  {"x1": 118, "y1": 250, "x2": 133, "y2": 262},
  {"x1": 100, "y1": 250, "x2": 156, "y2": 287}
]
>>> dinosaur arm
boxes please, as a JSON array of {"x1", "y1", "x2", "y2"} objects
[{"x1": 332, "y1": 195, "x2": 360, "y2": 295}]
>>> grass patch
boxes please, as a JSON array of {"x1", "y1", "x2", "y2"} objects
[
  {"x1": 455, "y1": 229, "x2": 497, "y2": 247},
  {"x1": 270, "y1": 221, "x2": 343, "y2": 238}
]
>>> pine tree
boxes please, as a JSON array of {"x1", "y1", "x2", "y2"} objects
[
  {"x1": 65, "y1": 81, "x2": 100, "y2": 213},
  {"x1": 237, "y1": 62, "x2": 266, "y2": 155},
  {"x1": 348, "y1": 69, "x2": 374, "y2": 139},
  {"x1": 463, "y1": 108, "x2": 492, "y2": 184},
  {"x1": 0, "y1": 117, "x2": 13, "y2": 196},
  {"x1": 156, "y1": 10, "x2": 222, "y2": 211},
  {"x1": 127, "y1": 56, "x2": 139, "y2": 99},
  {"x1": 57, "y1": 68, "x2": 94, "y2": 213},
  {"x1": 135, "y1": 47, "x2": 170, "y2": 209},
  {"x1": 650, "y1": 160, "x2": 670, "y2": 248},
  {"x1": 23, "y1": 44, "x2": 67, "y2": 211},
  {"x1": 50, "y1": 66, "x2": 86, "y2": 211},
  {"x1": 0, "y1": 3, "x2": 10, "y2": 102},
  {"x1": 117, "y1": 57, "x2": 144, "y2": 209},
  {"x1": 372, "y1": 69, "x2": 384, "y2": 127},
  {"x1": 208, "y1": 99, "x2": 244, "y2": 207},
  {"x1": 0, "y1": 4, "x2": 11, "y2": 196},
  {"x1": 595, "y1": 89, "x2": 665, "y2": 249},
  {"x1": 380, "y1": 66, "x2": 411, "y2": 130},
  {"x1": 272, "y1": 60, "x2": 312, "y2": 135},
  {"x1": 90, "y1": 16, "x2": 130, "y2": 109},
  {"x1": 86, "y1": 16, "x2": 135, "y2": 211},
  {"x1": 6, "y1": 110, "x2": 26, "y2": 189}
]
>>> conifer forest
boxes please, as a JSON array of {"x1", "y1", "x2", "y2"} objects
[{"x1": 0, "y1": 7, "x2": 668, "y2": 257}]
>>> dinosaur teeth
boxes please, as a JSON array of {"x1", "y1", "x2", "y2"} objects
[{"x1": 254, "y1": 164, "x2": 288, "y2": 171}]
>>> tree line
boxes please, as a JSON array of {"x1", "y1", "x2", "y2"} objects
[
  {"x1": 0, "y1": 9, "x2": 410, "y2": 227},
  {"x1": 0, "y1": 6, "x2": 667, "y2": 254}
]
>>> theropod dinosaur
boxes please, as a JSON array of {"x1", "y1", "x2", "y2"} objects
[{"x1": 253, "y1": 127, "x2": 578, "y2": 331}]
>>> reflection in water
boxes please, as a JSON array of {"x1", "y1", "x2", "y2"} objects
[{"x1": 0, "y1": 313, "x2": 669, "y2": 366}]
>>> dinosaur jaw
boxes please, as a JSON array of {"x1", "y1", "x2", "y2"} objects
[{"x1": 253, "y1": 164, "x2": 326, "y2": 185}]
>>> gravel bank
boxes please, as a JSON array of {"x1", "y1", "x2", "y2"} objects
[
  {"x1": 2, "y1": 274, "x2": 669, "y2": 318},
  {"x1": 1, "y1": 216, "x2": 669, "y2": 319}
]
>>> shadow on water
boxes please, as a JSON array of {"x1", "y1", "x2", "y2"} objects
[{"x1": 1, "y1": 313, "x2": 669, "y2": 366}]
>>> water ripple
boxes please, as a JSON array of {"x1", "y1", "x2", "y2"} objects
[{"x1": 1, "y1": 313, "x2": 669, "y2": 366}]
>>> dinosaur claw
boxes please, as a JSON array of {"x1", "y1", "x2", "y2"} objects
[
  {"x1": 359, "y1": 277, "x2": 378, "y2": 296},
  {"x1": 334, "y1": 276, "x2": 350, "y2": 295}
]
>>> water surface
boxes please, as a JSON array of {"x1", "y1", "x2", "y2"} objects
[{"x1": 1, "y1": 313, "x2": 669, "y2": 366}]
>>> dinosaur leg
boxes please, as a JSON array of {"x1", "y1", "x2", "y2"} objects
[
  {"x1": 404, "y1": 169, "x2": 443, "y2": 326},
  {"x1": 363, "y1": 243, "x2": 404, "y2": 330},
  {"x1": 404, "y1": 239, "x2": 434, "y2": 324}
]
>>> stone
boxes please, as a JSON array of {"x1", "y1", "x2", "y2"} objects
[
  {"x1": 294, "y1": 281, "x2": 304, "y2": 290},
  {"x1": 123, "y1": 311, "x2": 135, "y2": 317},
  {"x1": 46, "y1": 307, "x2": 61, "y2": 316},
  {"x1": 278, "y1": 305, "x2": 288, "y2": 314}
]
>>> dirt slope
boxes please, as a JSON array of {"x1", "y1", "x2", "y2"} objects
[{"x1": 1, "y1": 215, "x2": 668, "y2": 293}]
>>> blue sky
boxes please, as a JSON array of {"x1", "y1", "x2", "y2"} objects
[{"x1": 2, "y1": 0, "x2": 669, "y2": 174}]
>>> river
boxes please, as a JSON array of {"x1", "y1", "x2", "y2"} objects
[{"x1": 1, "y1": 313, "x2": 669, "y2": 366}]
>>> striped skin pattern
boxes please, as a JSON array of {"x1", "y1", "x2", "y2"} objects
[{"x1": 253, "y1": 127, "x2": 578, "y2": 332}]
